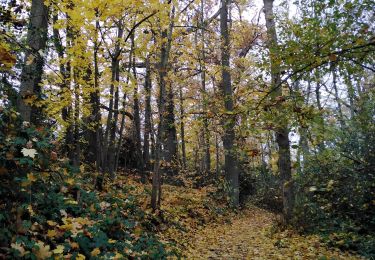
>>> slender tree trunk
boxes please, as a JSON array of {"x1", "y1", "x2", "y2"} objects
[
  {"x1": 131, "y1": 34, "x2": 144, "y2": 178},
  {"x1": 52, "y1": 13, "x2": 74, "y2": 161},
  {"x1": 18, "y1": 0, "x2": 48, "y2": 125},
  {"x1": 103, "y1": 24, "x2": 124, "y2": 178},
  {"x1": 220, "y1": 0, "x2": 239, "y2": 207},
  {"x1": 215, "y1": 133, "x2": 220, "y2": 176},
  {"x1": 151, "y1": 5, "x2": 175, "y2": 211},
  {"x1": 93, "y1": 19, "x2": 102, "y2": 172},
  {"x1": 143, "y1": 57, "x2": 152, "y2": 171},
  {"x1": 114, "y1": 40, "x2": 134, "y2": 174},
  {"x1": 200, "y1": 0, "x2": 211, "y2": 173},
  {"x1": 344, "y1": 74, "x2": 356, "y2": 119},
  {"x1": 263, "y1": 0, "x2": 294, "y2": 223},
  {"x1": 72, "y1": 70, "x2": 80, "y2": 168},
  {"x1": 331, "y1": 65, "x2": 345, "y2": 128},
  {"x1": 179, "y1": 85, "x2": 187, "y2": 170},
  {"x1": 297, "y1": 79, "x2": 310, "y2": 172},
  {"x1": 315, "y1": 74, "x2": 326, "y2": 151},
  {"x1": 164, "y1": 82, "x2": 178, "y2": 174}
]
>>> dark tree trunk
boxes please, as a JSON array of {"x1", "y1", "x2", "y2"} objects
[
  {"x1": 131, "y1": 36, "x2": 144, "y2": 178},
  {"x1": 200, "y1": 0, "x2": 211, "y2": 173},
  {"x1": 331, "y1": 65, "x2": 345, "y2": 128},
  {"x1": 143, "y1": 58, "x2": 152, "y2": 170},
  {"x1": 151, "y1": 5, "x2": 175, "y2": 211},
  {"x1": 164, "y1": 82, "x2": 178, "y2": 174},
  {"x1": 178, "y1": 85, "x2": 187, "y2": 170},
  {"x1": 103, "y1": 24, "x2": 124, "y2": 178},
  {"x1": 220, "y1": 0, "x2": 239, "y2": 207},
  {"x1": 18, "y1": 0, "x2": 48, "y2": 125},
  {"x1": 72, "y1": 71, "x2": 80, "y2": 168},
  {"x1": 52, "y1": 13, "x2": 74, "y2": 161},
  {"x1": 263, "y1": 0, "x2": 294, "y2": 223}
]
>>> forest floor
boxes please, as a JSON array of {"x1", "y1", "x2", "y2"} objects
[
  {"x1": 184, "y1": 207, "x2": 363, "y2": 259},
  {"x1": 146, "y1": 179, "x2": 364, "y2": 260}
]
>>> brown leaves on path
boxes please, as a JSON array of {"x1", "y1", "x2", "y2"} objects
[{"x1": 185, "y1": 207, "x2": 363, "y2": 260}]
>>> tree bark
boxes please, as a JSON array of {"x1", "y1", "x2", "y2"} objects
[
  {"x1": 200, "y1": 0, "x2": 211, "y2": 173},
  {"x1": 143, "y1": 57, "x2": 152, "y2": 171},
  {"x1": 164, "y1": 82, "x2": 178, "y2": 174},
  {"x1": 103, "y1": 24, "x2": 124, "y2": 178},
  {"x1": 151, "y1": 5, "x2": 175, "y2": 211},
  {"x1": 131, "y1": 34, "x2": 144, "y2": 178},
  {"x1": 18, "y1": 0, "x2": 48, "y2": 124},
  {"x1": 220, "y1": 0, "x2": 239, "y2": 207},
  {"x1": 52, "y1": 12, "x2": 74, "y2": 162},
  {"x1": 178, "y1": 84, "x2": 187, "y2": 170},
  {"x1": 263, "y1": 0, "x2": 294, "y2": 223}
]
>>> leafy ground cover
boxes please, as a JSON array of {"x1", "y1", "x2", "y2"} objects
[
  {"x1": 123, "y1": 176, "x2": 365, "y2": 259},
  {"x1": 2, "y1": 167, "x2": 368, "y2": 259}
]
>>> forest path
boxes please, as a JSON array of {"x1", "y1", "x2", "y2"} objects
[{"x1": 185, "y1": 206, "x2": 362, "y2": 260}]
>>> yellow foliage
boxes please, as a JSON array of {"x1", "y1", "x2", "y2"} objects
[
  {"x1": 33, "y1": 241, "x2": 52, "y2": 260},
  {"x1": 91, "y1": 247, "x2": 101, "y2": 257}
]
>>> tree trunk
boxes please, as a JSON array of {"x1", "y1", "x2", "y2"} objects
[
  {"x1": 179, "y1": 85, "x2": 187, "y2": 170},
  {"x1": 263, "y1": 0, "x2": 294, "y2": 223},
  {"x1": 164, "y1": 82, "x2": 178, "y2": 174},
  {"x1": 151, "y1": 5, "x2": 175, "y2": 211},
  {"x1": 18, "y1": 0, "x2": 48, "y2": 124},
  {"x1": 72, "y1": 70, "x2": 81, "y2": 168},
  {"x1": 103, "y1": 24, "x2": 124, "y2": 178},
  {"x1": 200, "y1": 0, "x2": 211, "y2": 173},
  {"x1": 131, "y1": 34, "x2": 144, "y2": 178},
  {"x1": 52, "y1": 13, "x2": 74, "y2": 162},
  {"x1": 331, "y1": 65, "x2": 345, "y2": 128},
  {"x1": 220, "y1": 0, "x2": 239, "y2": 207},
  {"x1": 143, "y1": 57, "x2": 152, "y2": 171}
]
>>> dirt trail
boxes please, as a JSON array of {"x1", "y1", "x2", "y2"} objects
[{"x1": 186, "y1": 207, "x2": 362, "y2": 260}]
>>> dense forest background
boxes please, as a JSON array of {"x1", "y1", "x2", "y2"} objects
[{"x1": 0, "y1": 0, "x2": 374, "y2": 259}]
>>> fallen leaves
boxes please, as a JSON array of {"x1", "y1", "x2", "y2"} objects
[
  {"x1": 33, "y1": 241, "x2": 52, "y2": 260},
  {"x1": 21, "y1": 148, "x2": 38, "y2": 158},
  {"x1": 91, "y1": 247, "x2": 101, "y2": 257},
  {"x1": 11, "y1": 242, "x2": 26, "y2": 257},
  {"x1": 186, "y1": 207, "x2": 363, "y2": 259}
]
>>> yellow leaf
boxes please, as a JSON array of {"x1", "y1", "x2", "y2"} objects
[
  {"x1": 70, "y1": 242, "x2": 79, "y2": 249},
  {"x1": 76, "y1": 253, "x2": 86, "y2": 260},
  {"x1": 33, "y1": 241, "x2": 52, "y2": 260},
  {"x1": 47, "y1": 229, "x2": 57, "y2": 238},
  {"x1": 91, "y1": 248, "x2": 100, "y2": 257},
  {"x1": 27, "y1": 173, "x2": 37, "y2": 182},
  {"x1": 52, "y1": 245, "x2": 64, "y2": 254},
  {"x1": 134, "y1": 226, "x2": 142, "y2": 237},
  {"x1": 113, "y1": 252, "x2": 123, "y2": 259},
  {"x1": 65, "y1": 199, "x2": 78, "y2": 205},
  {"x1": 26, "y1": 55, "x2": 35, "y2": 65},
  {"x1": 27, "y1": 204, "x2": 35, "y2": 216},
  {"x1": 108, "y1": 239, "x2": 117, "y2": 244},
  {"x1": 47, "y1": 220, "x2": 58, "y2": 226},
  {"x1": 66, "y1": 178, "x2": 75, "y2": 185}
]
